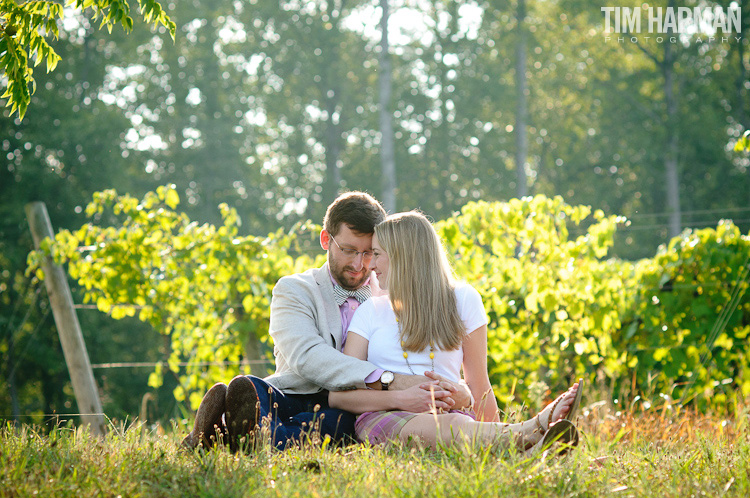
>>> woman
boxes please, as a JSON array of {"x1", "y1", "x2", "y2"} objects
[{"x1": 329, "y1": 211, "x2": 581, "y2": 452}]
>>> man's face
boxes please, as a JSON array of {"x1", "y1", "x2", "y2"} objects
[{"x1": 321, "y1": 224, "x2": 374, "y2": 290}]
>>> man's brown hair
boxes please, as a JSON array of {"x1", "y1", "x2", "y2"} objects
[{"x1": 323, "y1": 191, "x2": 386, "y2": 236}]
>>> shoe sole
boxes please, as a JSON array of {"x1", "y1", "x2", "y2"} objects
[
  {"x1": 225, "y1": 375, "x2": 259, "y2": 452},
  {"x1": 565, "y1": 378, "x2": 584, "y2": 422},
  {"x1": 183, "y1": 382, "x2": 227, "y2": 450},
  {"x1": 540, "y1": 419, "x2": 579, "y2": 455}
]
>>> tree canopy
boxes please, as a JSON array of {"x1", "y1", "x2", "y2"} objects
[{"x1": 1, "y1": 0, "x2": 175, "y2": 118}]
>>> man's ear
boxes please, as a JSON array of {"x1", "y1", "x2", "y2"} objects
[{"x1": 320, "y1": 229, "x2": 331, "y2": 251}]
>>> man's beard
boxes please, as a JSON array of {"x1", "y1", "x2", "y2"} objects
[{"x1": 329, "y1": 255, "x2": 368, "y2": 290}]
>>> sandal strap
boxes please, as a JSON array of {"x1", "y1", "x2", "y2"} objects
[
  {"x1": 534, "y1": 414, "x2": 544, "y2": 432},
  {"x1": 541, "y1": 395, "x2": 563, "y2": 432}
]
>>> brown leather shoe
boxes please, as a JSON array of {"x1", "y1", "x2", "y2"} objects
[
  {"x1": 181, "y1": 382, "x2": 227, "y2": 450},
  {"x1": 225, "y1": 375, "x2": 259, "y2": 452}
]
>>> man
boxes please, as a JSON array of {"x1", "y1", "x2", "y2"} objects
[{"x1": 182, "y1": 191, "x2": 466, "y2": 450}]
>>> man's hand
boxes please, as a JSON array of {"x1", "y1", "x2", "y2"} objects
[
  {"x1": 394, "y1": 382, "x2": 456, "y2": 413},
  {"x1": 366, "y1": 372, "x2": 470, "y2": 411},
  {"x1": 424, "y1": 371, "x2": 473, "y2": 410},
  {"x1": 367, "y1": 372, "x2": 431, "y2": 391},
  {"x1": 389, "y1": 372, "x2": 430, "y2": 390}
]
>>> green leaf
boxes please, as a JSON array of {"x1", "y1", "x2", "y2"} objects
[{"x1": 165, "y1": 188, "x2": 179, "y2": 209}]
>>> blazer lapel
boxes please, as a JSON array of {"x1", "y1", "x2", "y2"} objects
[{"x1": 313, "y1": 263, "x2": 344, "y2": 349}]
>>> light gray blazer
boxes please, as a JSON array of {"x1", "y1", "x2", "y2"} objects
[{"x1": 264, "y1": 263, "x2": 379, "y2": 394}]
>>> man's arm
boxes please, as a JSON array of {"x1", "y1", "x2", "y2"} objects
[
  {"x1": 330, "y1": 332, "x2": 455, "y2": 412},
  {"x1": 366, "y1": 372, "x2": 439, "y2": 390},
  {"x1": 269, "y1": 276, "x2": 375, "y2": 390},
  {"x1": 328, "y1": 383, "x2": 454, "y2": 414}
]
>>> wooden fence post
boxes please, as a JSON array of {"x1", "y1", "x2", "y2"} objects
[{"x1": 25, "y1": 202, "x2": 107, "y2": 436}]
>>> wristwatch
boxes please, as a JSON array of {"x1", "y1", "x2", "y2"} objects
[{"x1": 380, "y1": 371, "x2": 395, "y2": 390}]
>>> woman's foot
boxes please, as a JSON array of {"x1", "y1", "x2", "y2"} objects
[
  {"x1": 536, "y1": 382, "x2": 580, "y2": 431},
  {"x1": 517, "y1": 382, "x2": 580, "y2": 448}
]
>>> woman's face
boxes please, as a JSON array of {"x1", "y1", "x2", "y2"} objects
[{"x1": 369, "y1": 233, "x2": 390, "y2": 290}]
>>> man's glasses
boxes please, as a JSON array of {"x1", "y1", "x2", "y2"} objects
[{"x1": 329, "y1": 236, "x2": 374, "y2": 260}]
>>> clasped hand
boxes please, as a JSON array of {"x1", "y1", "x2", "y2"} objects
[{"x1": 396, "y1": 371, "x2": 472, "y2": 413}]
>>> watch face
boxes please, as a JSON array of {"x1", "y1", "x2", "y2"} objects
[{"x1": 382, "y1": 371, "x2": 394, "y2": 384}]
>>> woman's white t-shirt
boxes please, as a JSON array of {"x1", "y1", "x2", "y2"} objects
[{"x1": 347, "y1": 283, "x2": 487, "y2": 383}]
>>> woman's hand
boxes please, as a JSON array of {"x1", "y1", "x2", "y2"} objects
[
  {"x1": 395, "y1": 382, "x2": 456, "y2": 413},
  {"x1": 423, "y1": 371, "x2": 473, "y2": 410}
]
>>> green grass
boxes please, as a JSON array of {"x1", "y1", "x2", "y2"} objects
[{"x1": 1, "y1": 404, "x2": 749, "y2": 498}]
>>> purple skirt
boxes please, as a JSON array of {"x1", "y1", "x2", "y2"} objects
[{"x1": 355, "y1": 409, "x2": 476, "y2": 445}]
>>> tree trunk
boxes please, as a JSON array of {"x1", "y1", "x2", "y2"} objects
[
  {"x1": 190, "y1": 8, "x2": 223, "y2": 226},
  {"x1": 323, "y1": 90, "x2": 343, "y2": 206},
  {"x1": 738, "y1": 35, "x2": 748, "y2": 130},
  {"x1": 379, "y1": 0, "x2": 397, "y2": 212},
  {"x1": 737, "y1": 2, "x2": 749, "y2": 131},
  {"x1": 7, "y1": 332, "x2": 20, "y2": 426},
  {"x1": 663, "y1": 0, "x2": 681, "y2": 239},
  {"x1": 515, "y1": 0, "x2": 529, "y2": 198},
  {"x1": 321, "y1": 6, "x2": 343, "y2": 207}
]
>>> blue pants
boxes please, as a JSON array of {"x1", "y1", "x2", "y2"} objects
[{"x1": 247, "y1": 376, "x2": 357, "y2": 449}]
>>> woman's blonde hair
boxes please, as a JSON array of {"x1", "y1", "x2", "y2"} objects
[{"x1": 375, "y1": 211, "x2": 465, "y2": 352}]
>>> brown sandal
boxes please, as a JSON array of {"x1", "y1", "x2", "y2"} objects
[
  {"x1": 535, "y1": 393, "x2": 564, "y2": 433},
  {"x1": 529, "y1": 419, "x2": 579, "y2": 457}
]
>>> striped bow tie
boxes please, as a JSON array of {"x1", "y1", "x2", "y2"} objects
[{"x1": 333, "y1": 285, "x2": 371, "y2": 306}]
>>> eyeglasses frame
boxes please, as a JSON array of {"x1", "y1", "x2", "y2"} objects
[{"x1": 329, "y1": 235, "x2": 374, "y2": 261}]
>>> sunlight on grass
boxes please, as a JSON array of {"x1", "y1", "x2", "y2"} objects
[{"x1": 2, "y1": 395, "x2": 749, "y2": 497}]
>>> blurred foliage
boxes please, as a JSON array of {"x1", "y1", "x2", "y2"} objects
[
  {"x1": 0, "y1": 12, "x2": 170, "y2": 426},
  {"x1": 4, "y1": 0, "x2": 750, "y2": 421},
  {"x1": 29, "y1": 187, "x2": 750, "y2": 411},
  {"x1": 437, "y1": 195, "x2": 636, "y2": 404},
  {"x1": 28, "y1": 185, "x2": 323, "y2": 409},
  {"x1": 736, "y1": 130, "x2": 750, "y2": 152},
  {"x1": 625, "y1": 221, "x2": 750, "y2": 409}
]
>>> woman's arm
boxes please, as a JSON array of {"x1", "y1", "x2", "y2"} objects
[
  {"x1": 329, "y1": 382, "x2": 452, "y2": 414},
  {"x1": 328, "y1": 332, "x2": 453, "y2": 414},
  {"x1": 462, "y1": 324, "x2": 500, "y2": 422}
]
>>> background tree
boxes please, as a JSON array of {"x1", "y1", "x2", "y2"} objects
[
  {"x1": 97, "y1": 0, "x2": 275, "y2": 230},
  {"x1": 0, "y1": 12, "x2": 175, "y2": 425},
  {"x1": 515, "y1": 0, "x2": 529, "y2": 197},
  {"x1": 233, "y1": 0, "x2": 382, "y2": 223},
  {"x1": 0, "y1": 0, "x2": 174, "y2": 118},
  {"x1": 379, "y1": 0, "x2": 397, "y2": 212}
]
